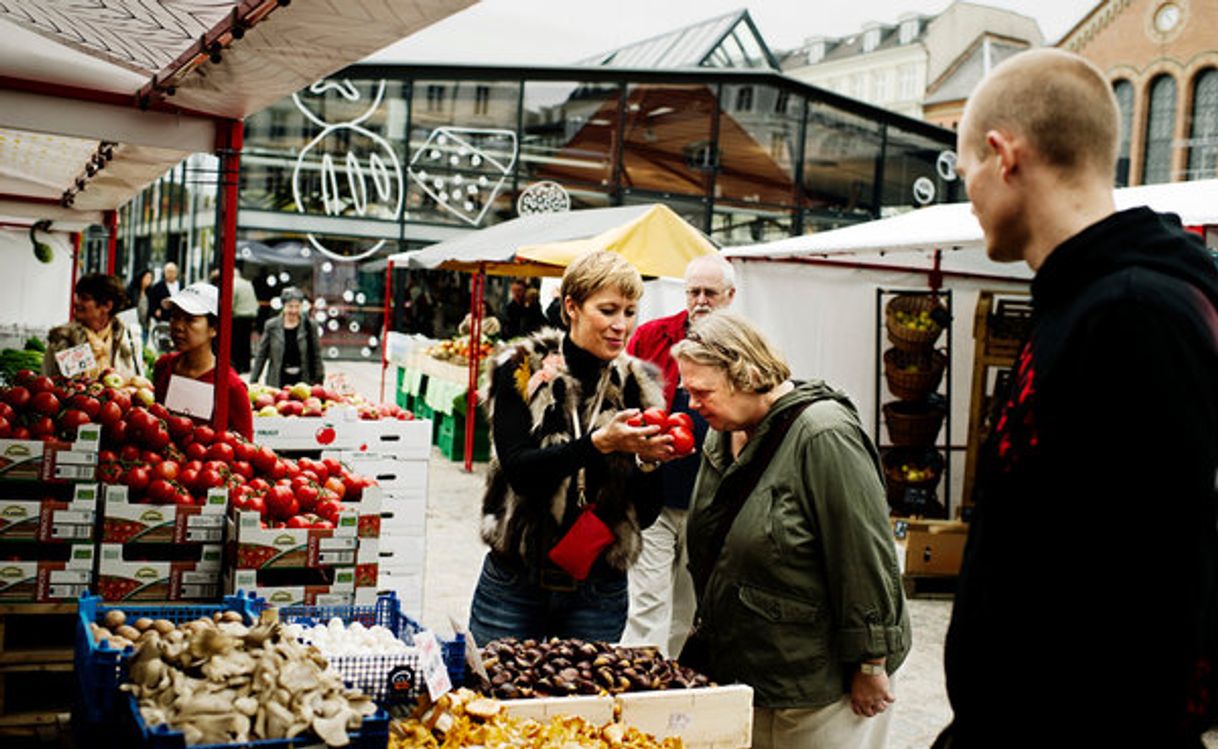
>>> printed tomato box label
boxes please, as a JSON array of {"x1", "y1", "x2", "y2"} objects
[
  {"x1": 97, "y1": 543, "x2": 221, "y2": 601},
  {"x1": 0, "y1": 544, "x2": 93, "y2": 601},
  {"x1": 102, "y1": 486, "x2": 224, "y2": 544}
]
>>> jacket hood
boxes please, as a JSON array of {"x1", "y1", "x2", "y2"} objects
[{"x1": 1033, "y1": 207, "x2": 1218, "y2": 313}]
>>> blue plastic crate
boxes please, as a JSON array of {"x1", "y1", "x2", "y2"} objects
[
  {"x1": 127, "y1": 692, "x2": 389, "y2": 749},
  {"x1": 75, "y1": 590, "x2": 263, "y2": 725},
  {"x1": 276, "y1": 592, "x2": 465, "y2": 706}
]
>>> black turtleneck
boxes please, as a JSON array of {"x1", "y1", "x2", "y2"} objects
[{"x1": 491, "y1": 335, "x2": 661, "y2": 519}]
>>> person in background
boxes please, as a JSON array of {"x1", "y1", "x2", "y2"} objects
[
  {"x1": 673, "y1": 312, "x2": 909, "y2": 749},
  {"x1": 146, "y1": 261, "x2": 180, "y2": 323},
  {"x1": 522, "y1": 287, "x2": 547, "y2": 336},
  {"x1": 459, "y1": 300, "x2": 502, "y2": 339},
  {"x1": 152, "y1": 282, "x2": 252, "y2": 440},
  {"x1": 545, "y1": 286, "x2": 565, "y2": 331},
  {"x1": 44, "y1": 273, "x2": 144, "y2": 380},
  {"x1": 250, "y1": 288, "x2": 325, "y2": 388},
  {"x1": 127, "y1": 268, "x2": 154, "y2": 340},
  {"x1": 937, "y1": 48, "x2": 1218, "y2": 748},
  {"x1": 469, "y1": 250, "x2": 673, "y2": 646},
  {"x1": 503, "y1": 279, "x2": 528, "y2": 338},
  {"x1": 621, "y1": 253, "x2": 736, "y2": 657},
  {"x1": 207, "y1": 266, "x2": 259, "y2": 375}
]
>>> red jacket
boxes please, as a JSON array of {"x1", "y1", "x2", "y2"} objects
[
  {"x1": 627, "y1": 309, "x2": 687, "y2": 408},
  {"x1": 153, "y1": 352, "x2": 254, "y2": 440}
]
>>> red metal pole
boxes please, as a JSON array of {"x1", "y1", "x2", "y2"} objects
[
  {"x1": 103, "y1": 210, "x2": 118, "y2": 275},
  {"x1": 380, "y1": 259, "x2": 394, "y2": 404},
  {"x1": 69, "y1": 232, "x2": 81, "y2": 321},
  {"x1": 212, "y1": 119, "x2": 242, "y2": 434},
  {"x1": 464, "y1": 265, "x2": 485, "y2": 472}
]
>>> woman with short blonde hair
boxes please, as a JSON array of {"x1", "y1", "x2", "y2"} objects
[{"x1": 673, "y1": 311, "x2": 909, "y2": 749}]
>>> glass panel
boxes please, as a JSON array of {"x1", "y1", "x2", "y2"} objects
[
  {"x1": 711, "y1": 203, "x2": 794, "y2": 246},
  {"x1": 621, "y1": 84, "x2": 716, "y2": 198},
  {"x1": 802, "y1": 102, "x2": 883, "y2": 218},
  {"x1": 882, "y1": 125, "x2": 956, "y2": 209},
  {"x1": 1188, "y1": 69, "x2": 1218, "y2": 180},
  {"x1": 1113, "y1": 80, "x2": 1135, "y2": 187},
  {"x1": 622, "y1": 191, "x2": 708, "y2": 232},
  {"x1": 1142, "y1": 74, "x2": 1177, "y2": 185},
  {"x1": 407, "y1": 79, "x2": 521, "y2": 228},
  {"x1": 717, "y1": 85, "x2": 801, "y2": 206},
  {"x1": 520, "y1": 81, "x2": 620, "y2": 191}
]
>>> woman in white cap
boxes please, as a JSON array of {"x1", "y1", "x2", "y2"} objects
[{"x1": 151, "y1": 282, "x2": 253, "y2": 439}]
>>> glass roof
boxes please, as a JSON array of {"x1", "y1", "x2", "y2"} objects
[{"x1": 578, "y1": 9, "x2": 779, "y2": 71}]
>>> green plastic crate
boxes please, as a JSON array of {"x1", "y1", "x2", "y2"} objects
[{"x1": 437, "y1": 411, "x2": 491, "y2": 462}]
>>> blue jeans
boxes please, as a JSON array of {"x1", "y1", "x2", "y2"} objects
[{"x1": 468, "y1": 552, "x2": 628, "y2": 646}]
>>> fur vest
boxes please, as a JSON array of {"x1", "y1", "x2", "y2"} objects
[
  {"x1": 480, "y1": 330, "x2": 666, "y2": 572},
  {"x1": 43, "y1": 318, "x2": 142, "y2": 379}
]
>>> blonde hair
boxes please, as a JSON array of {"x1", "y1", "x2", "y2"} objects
[
  {"x1": 671, "y1": 312, "x2": 790, "y2": 393},
  {"x1": 963, "y1": 49, "x2": 1118, "y2": 178},
  {"x1": 559, "y1": 251, "x2": 644, "y2": 324}
]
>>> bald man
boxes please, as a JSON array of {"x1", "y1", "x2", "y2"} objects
[
  {"x1": 147, "y1": 262, "x2": 180, "y2": 323},
  {"x1": 621, "y1": 254, "x2": 735, "y2": 658},
  {"x1": 939, "y1": 49, "x2": 1218, "y2": 747}
]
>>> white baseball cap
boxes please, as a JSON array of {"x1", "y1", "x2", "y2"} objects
[{"x1": 168, "y1": 282, "x2": 219, "y2": 316}]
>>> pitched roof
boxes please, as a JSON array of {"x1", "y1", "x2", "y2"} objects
[
  {"x1": 577, "y1": 9, "x2": 779, "y2": 70},
  {"x1": 923, "y1": 33, "x2": 1031, "y2": 104}
]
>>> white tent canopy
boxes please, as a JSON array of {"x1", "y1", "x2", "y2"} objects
[{"x1": 0, "y1": 0, "x2": 474, "y2": 225}]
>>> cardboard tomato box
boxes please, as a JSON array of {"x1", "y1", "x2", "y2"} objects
[
  {"x1": 323, "y1": 452, "x2": 428, "y2": 502},
  {"x1": 356, "y1": 419, "x2": 432, "y2": 460},
  {"x1": 892, "y1": 517, "x2": 968, "y2": 576},
  {"x1": 0, "y1": 543, "x2": 93, "y2": 601},
  {"x1": 96, "y1": 542, "x2": 222, "y2": 601},
  {"x1": 226, "y1": 566, "x2": 377, "y2": 606},
  {"x1": 227, "y1": 509, "x2": 381, "y2": 570},
  {"x1": 616, "y1": 684, "x2": 754, "y2": 749},
  {"x1": 0, "y1": 483, "x2": 98, "y2": 542},
  {"x1": 101, "y1": 486, "x2": 226, "y2": 544},
  {"x1": 252, "y1": 407, "x2": 362, "y2": 451},
  {"x1": 0, "y1": 424, "x2": 101, "y2": 482}
]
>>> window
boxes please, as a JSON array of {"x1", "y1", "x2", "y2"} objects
[
  {"x1": 873, "y1": 70, "x2": 893, "y2": 103},
  {"x1": 899, "y1": 19, "x2": 918, "y2": 44},
  {"x1": 770, "y1": 132, "x2": 787, "y2": 160},
  {"x1": 862, "y1": 27, "x2": 881, "y2": 53},
  {"x1": 735, "y1": 86, "x2": 753, "y2": 112},
  {"x1": 1142, "y1": 74, "x2": 1177, "y2": 184},
  {"x1": 775, "y1": 90, "x2": 791, "y2": 114},
  {"x1": 898, "y1": 65, "x2": 918, "y2": 100},
  {"x1": 806, "y1": 40, "x2": 826, "y2": 64},
  {"x1": 426, "y1": 84, "x2": 445, "y2": 112},
  {"x1": 474, "y1": 85, "x2": 490, "y2": 115},
  {"x1": 1188, "y1": 69, "x2": 1218, "y2": 180},
  {"x1": 1113, "y1": 79, "x2": 1134, "y2": 186}
]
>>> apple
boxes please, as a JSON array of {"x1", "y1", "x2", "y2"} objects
[
  {"x1": 311, "y1": 385, "x2": 327, "y2": 399},
  {"x1": 258, "y1": 405, "x2": 278, "y2": 417},
  {"x1": 3, "y1": 387, "x2": 30, "y2": 409},
  {"x1": 273, "y1": 391, "x2": 289, "y2": 403},
  {"x1": 253, "y1": 393, "x2": 275, "y2": 410},
  {"x1": 289, "y1": 383, "x2": 311, "y2": 401},
  {"x1": 134, "y1": 388, "x2": 155, "y2": 407},
  {"x1": 101, "y1": 372, "x2": 125, "y2": 389},
  {"x1": 129, "y1": 376, "x2": 153, "y2": 390}
]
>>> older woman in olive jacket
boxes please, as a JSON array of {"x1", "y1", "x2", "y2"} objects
[{"x1": 250, "y1": 288, "x2": 325, "y2": 387}]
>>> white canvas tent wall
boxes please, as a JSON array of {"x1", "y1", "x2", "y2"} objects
[{"x1": 720, "y1": 179, "x2": 1218, "y2": 514}]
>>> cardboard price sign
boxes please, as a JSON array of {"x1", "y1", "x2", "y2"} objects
[
  {"x1": 165, "y1": 375, "x2": 214, "y2": 420},
  {"x1": 412, "y1": 631, "x2": 452, "y2": 700},
  {"x1": 54, "y1": 343, "x2": 97, "y2": 378}
]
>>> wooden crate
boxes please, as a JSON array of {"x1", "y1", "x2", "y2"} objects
[{"x1": 0, "y1": 602, "x2": 76, "y2": 738}]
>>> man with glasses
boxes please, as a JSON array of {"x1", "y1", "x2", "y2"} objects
[{"x1": 621, "y1": 253, "x2": 736, "y2": 657}]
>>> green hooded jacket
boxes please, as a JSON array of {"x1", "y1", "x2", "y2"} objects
[{"x1": 686, "y1": 381, "x2": 911, "y2": 708}]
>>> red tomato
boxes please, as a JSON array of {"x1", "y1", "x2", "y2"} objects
[
  {"x1": 143, "y1": 426, "x2": 170, "y2": 451},
  {"x1": 233, "y1": 440, "x2": 255, "y2": 462},
  {"x1": 140, "y1": 450, "x2": 163, "y2": 466},
  {"x1": 68, "y1": 395, "x2": 101, "y2": 419},
  {"x1": 147, "y1": 479, "x2": 175, "y2": 504},
  {"x1": 185, "y1": 442, "x2": 208, "y2": 461},
  {"x1": 148, "y1": 403, "x2": 170, "y2": 421},
  {"x1": 248, "y1": 478, "x2": 270, "y2": 493},
  {"x1": 173, "y1": 491, "x2": 196, "y2": 507},
  {"x1": 206, "y1": 442, "x2": 235, "y2": 463},
  {"x1": 166, "y1": 415, "x2": 194, "y2": 439},
  {"x1": 179, "y1": 468, "x2": 200, "y2": 491},
  {"x1": 57, "y1": 409, "x2": 92, "y2": 436},
  {"x1": 322, "y1": 458, "x2": 344, "y2": 477},
  {"x1": 232, "y1": 461, "x2": 254, "y2": 480},
  {"x1": 313, "y1": 519, "x2": 335, "y2": 530},
  {"x1": 124, "y1": 466, "x2": 151, "y2": 492},
  {"x1": 98, "y1": 401, "x2": 123, "y2": 428},
  {"x1": 29, "y1": 416, "x2": 55, "y2": 437},
  {"x1": 666, "y1": 412, "x2": 694, "y2": 432},
  {"x1": 668, "y1": 426, "x2": 695, "y2": 456},
  {"x1": 286, "y1": 515, "x2": 310, "y2": 529},
  {"x1": 314, "y1": 499, "x2": 341, "y2": 523},
  {"x1": 252, "y1": 446, "x2": 278, "y2": 473},
  {"x1": 156, "y1": 461, "x2": 180, "y2": 482},
  {"x1": 324, "y1": 476, "x2": 346, "y2": 501},
  {"x1": 30, "y1": 376, "x2": 55, "y2": 394},
  {"x1": 641, "y1": 407, "x2": 668, "y2": 428},
  {"x1": 0, "y1": 417, "x2": 10, "y2": 438},
  {"x1": 625, "y1": 414, "x2": 645, "y2": 428},
  {"x1": 3, "y1": 386, "x2": 30, "y2": 409},
  {"x1": 245, "y1": 495, "x2": 266, "y2": 516},
  {"x1": 192, "y1": 425, "x2": 215, "y2": 446},
  {"x1": 30, "y1": 391, "x2": 61, "y2": 417},
  {"x1": 198, "y1": 468, "x2": 224, "y2": 490}
]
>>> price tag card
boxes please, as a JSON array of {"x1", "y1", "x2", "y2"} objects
[
  {"x1": 165, "y1": 375, "x2": 214, "y2": 420},
  {"x1": 54, "y1": 343, "x2": 97, "y2": 378},
  {"x1": 412, "y1": 631, "x2": 452, "y2": 700}
]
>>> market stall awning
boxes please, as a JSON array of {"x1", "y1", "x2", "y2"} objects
[
  {"x1": 0, "y1": 0, "x2": 475, "y2": 226},
  {"x1": 390, "y1": 203, "x2": 718, "y2": 278},
  {"x1": 725, "y1": 179, "x2": 1218, "y2": 260}
]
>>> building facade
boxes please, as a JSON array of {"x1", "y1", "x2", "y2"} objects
[{"x1": 1059, "y1": 0, "x2": 1218, "y2": 184}]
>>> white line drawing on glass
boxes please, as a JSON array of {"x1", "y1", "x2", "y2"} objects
[
  {"x1": 936, "y1": 151, "x2": 958, "y2": 182},
  {"x1": 408, "y1": 127, "x2": 518, "y2": 227},
  {"x1": 291, "y1": 79, "x2": 404, "y2": 262},
  {"x1": 517, "y1": 181, "x2": 571, "y2": 216},
  {"x1": 912, "y1": 176, "x2": 936, "y2": 205}
]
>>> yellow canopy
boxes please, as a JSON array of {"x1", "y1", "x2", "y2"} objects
[{"x1": 515, "y1": 204, "x2": 717, "y2": 278}]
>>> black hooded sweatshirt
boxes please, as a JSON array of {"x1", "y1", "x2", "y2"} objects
[{"x1": 939, "y1": 208, "x2": 1218, "y2": 748}]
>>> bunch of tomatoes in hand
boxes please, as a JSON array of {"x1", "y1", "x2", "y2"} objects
[{"x1": 628, "y1": 407, "x2": 696, "y2": 456}]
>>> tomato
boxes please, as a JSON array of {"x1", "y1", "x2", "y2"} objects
[
  {"x1": 295, "y1": 484, "x2": 320, "y2": 513},
  {"x1": 97, "y1": 400, "x2": 123, "y2": 428},
  {"x1": 0, "y1": 402, "x2": 13, "y2": 422},
  {"x1": 174, "y1": 492, "x2": 196, "y2": 507},
  {"x1": 68, "y1": 395, "x2": 101, "y2": 419},
  {"x1": 124, "y1": 466, "x2": 151, "y2": 492},
  {"x1": 198, "y1": 468, "x2": 224, "y2": 490},
  {"x1": 324, "y1": 476, "x2": 346, "y2": 500},
  {"x1": 29, "y1": 416, "x2": 55, "y2": 437},
  {"x1": 3, "y1": 386, "x2": 30, "y2": 409},
  {"x1": 0, "y1": 417, "x2": 10, "y2": 438},
  {"x1": 155, "y1": 461, "x2": 180, "y2": 482},
  {"x1": 312, "y1": 519, "x2": 335, "y2": 530},
  {"x1": 185, "y1": 442, "x2": 208, "y2": 461},
  {"x1": 233, "y1": 440, "x2": 255, "y2": 462},
  {"x1": 119, "y1": 445, "x2": 141, "y2": 463},
  {"x1": 314, "y1": 499, "x2": 341, "y2": 523},
  {"x1": 30, "y1": 391, "x2": 61, "y2": 417},
  {"x1": 266, "y1": 486, "x2": 298, "y2": 519},
  {"x1": 300, "y1": 470, "x2": 320, "y2": 483},
  {"x1": 341, "y1": 474, "x2": 364, "y2": 503},
  {"x1": 10, "y1": 427, "x2": 30, "y2": 440},
  {"x1": 103, "y1": 419, "x2": 128, "y2": 446},
  {"x1": 192, "y1": 425, "x2": 215, "y2": 446},
  {"x1": 127, "y1": 407, "x2": 155, "y2": 433},
  {"x1": 232, "y1": 461, "x2": 254, "y2": 480},
  {"x1": 147, "y1": 479, "x2": 175, "y2": 504},
  {"x1": 206, "y1": 442, "x2": 235, "y2": 463},
  {"x1": 143, "y1": 426, "x2": 170, "y2": 451},
  {"x1": 179, "y1": 468, "x2": 200, "y2": 491},
  {"x1": 30, "y1": 376, "x2": 55, "y2": 394},
  {"x1": 322, "y1": 457, "x2": 344, "y2": 477},
  {"x1": 252, "y1": 446, "x2": 278, "y2": 473},
  {"x1": 166, "y1": 415, "x2": 194, "y2": 439},
  {"x1": 57, "y1": 409, "x2": 92, "y2": 435},
  {"x1": 668, "y1": 426, "x2": 695, "y2": 456},
  {"x1": 148, "y1": 403, "x2": 170, "y2": 421},
  {"x1": 286, "y1": 515, "x2": 310, "y2": 529},
  {"x1": 282, "y1": 460, "x2": 301, "y2": 478},
  {"x1": 665, "y1": 412, "x2": 694, "y2": 432},
  {"x1": 248, "y1": 478, "x2": 270, "y2": 493},
  {"x1": 98, "y1": 462, "x2": 124, "y2": 484},
  {"x1": 641, "y1": 407, "x2": 668, "y2": 428},
  {"x1": 245, "y1": 495, "x2": 265, "y2": 516}
]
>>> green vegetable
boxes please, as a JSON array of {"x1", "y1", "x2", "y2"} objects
[{"x1": 24, "y1": 337, "x2": 45, "y2": 352}]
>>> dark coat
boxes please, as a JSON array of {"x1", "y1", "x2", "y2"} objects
[
  {"x1": 251, "y1": 316, "x2": 325, "y2": 387},
  {"x1": 146, "y1": 280, "x2": 174, "y2": 322}
]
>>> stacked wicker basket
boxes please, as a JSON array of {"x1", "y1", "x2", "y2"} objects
[{"x1": 881, "y1": 294, "x2": 948, "y2": 517}]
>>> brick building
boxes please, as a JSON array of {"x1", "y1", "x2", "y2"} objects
[{"x1": 1059, "y1": 0, "x2": 1218, "y2": 184}]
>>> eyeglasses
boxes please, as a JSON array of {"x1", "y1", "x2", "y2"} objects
[{"x1": 685, "y1": 286, "x2": 724, "y2": 300}]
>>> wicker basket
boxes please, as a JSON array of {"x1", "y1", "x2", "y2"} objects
[
  {"x1": 885, "y1": 295, "x2": 947, "y2": 351},
  {"x1": 883, "y1": 400, "x2": 945, "y2": 447},
  {"x1": 882, "y1": 448, "x2": 945, "y2": 516},
  {"x1": 883, "y1": 347, "x2": 947, "y2": 401}
]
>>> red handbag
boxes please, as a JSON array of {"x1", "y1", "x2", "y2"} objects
[{"x1": 547, "y1": 503, "x2": 615, "y2": 581}]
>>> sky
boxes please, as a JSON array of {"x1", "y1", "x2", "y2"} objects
[{"x1": 370, "y1": 0, "x2": 1101, "y2": 65}]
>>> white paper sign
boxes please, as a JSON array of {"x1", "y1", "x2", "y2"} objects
[
  {"x1": 165, "y1": 375, "x2": 214, "y2": 420},
  {"x1": 55, "y1": 343, "x2": 97, "y2": 378},
  {"x1": 412, "y1": 631, "x2": 452, "y2": 699}
]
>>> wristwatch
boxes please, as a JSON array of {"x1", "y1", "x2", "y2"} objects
[{"x1": 859, "y1": 662, "x2": 886, "y2": 677}]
